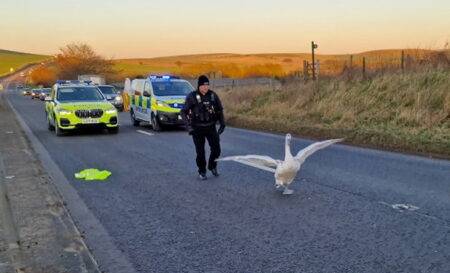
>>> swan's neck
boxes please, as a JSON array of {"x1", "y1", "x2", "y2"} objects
[{"x1": 285, "y1": 139, "x2": 293, "y2": 160}]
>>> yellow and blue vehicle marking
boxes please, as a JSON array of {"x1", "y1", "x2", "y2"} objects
[{"x1": 131, "y1": 95, "x2": 152, "y2": 114}]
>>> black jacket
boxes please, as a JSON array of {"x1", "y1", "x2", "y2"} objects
[{"x1": 181, "y1": 90, "x2": 225, "y2": 128}]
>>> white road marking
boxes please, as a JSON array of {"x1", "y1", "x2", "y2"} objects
[
  {"x1": 378, "y1": 202, "x2": 420, "y2": 212},
  {"x1": 379, "y1": 201, "x2": 420, "y2": 212},
  {"x1": 5, "y1": 176, "x2": 15, "y2": 179},
  {"x1": 137, "y1": 130, "x2": 154, "y2": 136},
  {"x1": 391, "y1": 203, "x2": 419, "y2": 211},
  {"x1": 8, "y1": 243, "x2": 19, "y2": 249}
]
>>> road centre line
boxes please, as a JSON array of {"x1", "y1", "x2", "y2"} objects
[{"x1": 137, "y1": 130, "x2": 154, "y2": 136}]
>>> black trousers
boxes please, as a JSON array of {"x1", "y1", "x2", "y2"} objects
[{"x1": 192, "y1": 125, "x2": 221, "y2": 174}]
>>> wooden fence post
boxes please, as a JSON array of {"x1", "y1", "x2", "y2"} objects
[
  {"x1": 303, "y1": 60, "x2": 309, "y2": 79},
  {"x1": 311, "y1": 41, "x2": 318, "y2": 80},
  {"x1": 349, "y1": 55, "x2": 354, "y2": 79},
  {"x1": 362, "y1": 57, "x2": 366, "y2": 79},
  {"x1": 401, "y1": 50, "x2": 405, "y2": 72}
]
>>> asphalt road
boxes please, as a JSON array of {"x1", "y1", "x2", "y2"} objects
[{"x1": 6, "y1": 89, "x2": 450, "y2": 273}]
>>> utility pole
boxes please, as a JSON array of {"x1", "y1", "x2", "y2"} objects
[{"x1": 311, "y1": 41, "x2": 318, "y2": 80}]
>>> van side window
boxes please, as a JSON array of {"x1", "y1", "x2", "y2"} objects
[
  {"x1": 143, "y1": 82, "x2": 151, "y2": 97},
  {"x1": 51, "y1": 87, "x2": 56, "y2": 99}
]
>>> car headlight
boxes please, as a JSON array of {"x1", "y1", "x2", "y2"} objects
[
  {"x1": 115, "y1": 96, "x2": 122, "y2": 101},
  {"x1": 106, "y1": 109, "x2": 117, "y2": 114},
  {"x1": 57, "y1": 109, "x2": 72, "y2": 115},
  {"x1": 156, "y1": 100, "x2": 169, "y2": 107}
]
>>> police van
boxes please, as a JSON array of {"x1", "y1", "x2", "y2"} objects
[{"x1": 130, "y1": 75, "x2": 194, "y2": 131}]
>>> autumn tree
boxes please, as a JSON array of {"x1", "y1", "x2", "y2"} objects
[
  {"x1": 29, "y1": 66, "x2": 57, "y2": 87},
  {"x1": 55, "y1": 43, "x2": 116, "y2": 80}
]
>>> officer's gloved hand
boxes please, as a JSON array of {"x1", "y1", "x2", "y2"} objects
[
  {"x1": 187, "y1": 126, "x2": 195, "y2": 135},
  {"x1": 218, "y1": 124, "x2": 226, "y2": 135}
]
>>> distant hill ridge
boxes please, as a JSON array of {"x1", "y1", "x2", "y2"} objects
[
  {"x1": 0, "y1": 49, "x2": 50, "y2": 56},
  {"x1": 0, "y1": 49, "x2": 50, "y2": 76},
  {"x1": 115, "y1": 49, "x2": 443, "y2": 61},
  {"x1": 2, "y1": 48, "x2": 447, "y2": 78},
  {"x1": 112, "y1": 48, "x2": 448, "y2": 78}
]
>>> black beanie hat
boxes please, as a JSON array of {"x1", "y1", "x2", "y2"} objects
[{"x1": 197, "y1": 75, "x2": 209, "y2": 87}]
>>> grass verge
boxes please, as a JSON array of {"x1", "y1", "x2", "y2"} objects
[{"x1": 219, "y1": 67, "x2": 450, "y2": 158}]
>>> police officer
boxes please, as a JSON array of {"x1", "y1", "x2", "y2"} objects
[{"x1": 181, "y1": 75, "x2": 225, "y2": 180}]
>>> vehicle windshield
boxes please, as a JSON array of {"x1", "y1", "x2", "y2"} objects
[
  {"x1": 42, "y1": 88, "x2": 51, "y2": 93},
  {"x1": 57, "y1": 87, "x2": 104, "y2": 102},
  {"x1": 151, "y1": 81, "x2": 193, "y2": 96},
  {"x1": 98, "y1": 86, "x2": 117, "y2": 94}
]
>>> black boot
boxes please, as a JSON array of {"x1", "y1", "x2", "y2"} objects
[
  {"x1": 210, "y1": 168, "x2": 219, "y2": 177},
  {"x1": 198, "y1": 172, "x2": 207, "y2": 180}
]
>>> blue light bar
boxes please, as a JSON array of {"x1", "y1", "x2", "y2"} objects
[
  {"x1": 149, "y1": 75, "x2": 179, "y2": 80},
  {"x1": 56, "y1": 80, "x2": 87, "y2": 85}
]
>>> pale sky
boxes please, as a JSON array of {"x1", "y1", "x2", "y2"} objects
[{"x1": 0, "y1": 0, "x2": 449, "y2": 58}]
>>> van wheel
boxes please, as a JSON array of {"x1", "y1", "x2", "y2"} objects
[
  {"x1": 130, "y1": 110, "x2": 140, "y2": 126},
  {"x1": 47, "y1": 112, "x2": 54, "y2": 131},
  {"x1": 48, "y1": 119, "x2": 55, "y2": 131},
  {"x1": 151, "y1": 114, "x2": 162, "y2": 132},
  {"x1": 55, "y1": 124, "x2": 64, "y2": 136}
]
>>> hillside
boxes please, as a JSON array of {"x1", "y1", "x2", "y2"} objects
[
  {"x1": 219, "y1": 67, "x2": 450, "y2": 157},
  {"x1": 2, "y1": 48, "x2": 444, "y2": 79},
  {"x1": 0, "y1": 49, "x2": 50, "y2": 76},
  {"x1": 114, "y1": 49, "x2": 446, "y2": 78}
]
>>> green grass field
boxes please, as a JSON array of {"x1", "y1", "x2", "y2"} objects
[{"x1": 0, "y1": 49, "x2": 49, "y2": 76}]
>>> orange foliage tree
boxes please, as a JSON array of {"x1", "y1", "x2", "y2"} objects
[
  {"x1": 29, "y1": 66, "x2": 57, "y2": 87},
  {"x1": 55, "y1": 43, "x2": 116, "y2": 80}
]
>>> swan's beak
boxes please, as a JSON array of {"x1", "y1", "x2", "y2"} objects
[{"x1": 286, "y1": 134, "x2": 292, "y2": 142}]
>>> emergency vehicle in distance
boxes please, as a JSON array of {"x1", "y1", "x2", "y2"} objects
[
  {"x1": 78, "y1": 74, "x2": 105, "y2": 85},
  {"x1": 129, "y1": 75, "x2": 194, "y2": 131},
  {"x1": 97, "y1": 85, "x2": 124, "y2": 111},
  {"x1": 45, "y1": 80, "x2": 119, "y2": 136}
]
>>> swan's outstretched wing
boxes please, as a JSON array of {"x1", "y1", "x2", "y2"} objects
[
  {"x1": 217, "y1": 155, "x2": 280, "y2": 173},
  {"x1": 295, "y1": 139, "x2": 343, "y2": 163}
]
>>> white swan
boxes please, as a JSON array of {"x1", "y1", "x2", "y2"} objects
[{"x1": 217, "y1": 134, "x2": 343, "y2": 195}]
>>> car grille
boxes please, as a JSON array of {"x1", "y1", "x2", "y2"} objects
[{"x1": 75, "y1": 109, "x2": 104, "y2": 118}]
